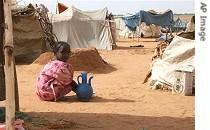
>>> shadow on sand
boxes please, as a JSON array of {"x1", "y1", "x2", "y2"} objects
[
  {"x1": 114, "y1": 46, "x2": 150, "y2": 50},
  {"x1": 57, "y1": 95, "x2": 135, "y2": 103},
  {"x1": 117, "y1": 37, "x2": 158, "y2": 43},
  {"x1": 24, "y1": 112, "x2": 194, "y2": 130}
]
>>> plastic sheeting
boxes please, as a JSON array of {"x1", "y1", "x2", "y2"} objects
[
  {"x1": 138, "y1": 10, "x2": 174, "y2": 27},
  {"x1": 50, "y1": 6, "x2": 113, "y2": 50},
  {"x1": 122, "y1": 10, "x2": 174, "y2": 31},
  {"x1": 122, "y1": 14, "x2": 139, "y2": 31},
  {"x1": 151, "y1": 36, "x2": 195, "y2": 88}
]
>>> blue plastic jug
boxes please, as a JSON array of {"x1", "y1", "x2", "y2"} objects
[{"x1": 76, "y1": 72, "x2": 93, "y2": 101}]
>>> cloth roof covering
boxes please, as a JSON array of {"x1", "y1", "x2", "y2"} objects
[{"x1": 122, "y1": 9, "x2": 174, "y2": 31}]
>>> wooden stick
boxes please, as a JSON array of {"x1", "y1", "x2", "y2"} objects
[
  {"x1": 4, "y1": 0, "x2": 16, "y2": 129},
  {"x1": 143, "y1": 70, "x2": 152, "y2": 84},
  {"x1": 14, "y1": 65, "x2": 19, "y2": 111}
]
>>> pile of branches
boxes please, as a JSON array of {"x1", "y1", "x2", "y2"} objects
[
  {"x1": 34, "y1": 4, "x2": 58, "y2": 51},
  {"x1": 12, "y1": 4, "x2": 35, "y2": 17}
]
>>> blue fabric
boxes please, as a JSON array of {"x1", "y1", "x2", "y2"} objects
[
  {"x1": 122, "y1": 15, "x2": 140, "y2": 31},
  {"x1": 137, "y1": 10, "x2": 174, "y2": 27},
  {"x1": 122, "y1": 10, "x2": 174, "y2": 31}
]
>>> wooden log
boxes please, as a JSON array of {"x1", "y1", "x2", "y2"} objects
[{"x1": 4, "y1": 0, "x2": 16, "y2": 129}]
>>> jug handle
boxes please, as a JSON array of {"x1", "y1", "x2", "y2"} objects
[
  {"x1": 77, "y1": 75, "x2": 82, "y2": 85},
  {"x1": 88, "y1": 76, "x2": 94, "y2": 86}
]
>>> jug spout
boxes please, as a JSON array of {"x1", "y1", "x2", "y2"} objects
[
  {"x1": 81, "y1": 72, "x2": 87, "y2": 84},
  {"x1": 88, "y1": 76, "x2": 94, "y2": 86}
]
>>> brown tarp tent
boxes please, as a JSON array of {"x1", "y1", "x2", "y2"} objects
[{"x1": 12, "y1": 5, "x2": 46, "y2": 63}]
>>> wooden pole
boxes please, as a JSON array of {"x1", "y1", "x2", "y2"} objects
[
  {"x1": 4, "y1": 0, "x2": 16, "y2": 129},
  {"x1": 14, "y1": 65, "x2": 19, "y2": 111},
  {"x1": 0, "y1": 0, "x2": 6, "y2": 101},
  {"x1": 56, "y1": 0, "x2": 59, "y2": 14}
]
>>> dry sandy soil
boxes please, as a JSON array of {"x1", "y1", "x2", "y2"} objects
[{"x1": 10, "y1": 38, "x2": 194, "y2": 130}]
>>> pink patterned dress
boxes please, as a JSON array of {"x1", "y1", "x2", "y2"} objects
[{"x1": 37, "y1": 60, "x2": 73, "y2": 101}]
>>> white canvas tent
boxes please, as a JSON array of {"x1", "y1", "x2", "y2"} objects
[
  {"x1": 150, "y1": 36, "x2": 195, "y2": 88},
  {"x1": 139, "y1": 22, "x2": 162, "y2": 38},
  {"x1": 49, "y1": 6, "x2": 113, "y2": 50},
  {"x1": 117, "y1": 20, "x2": 133, "y2": 38},
  {"x1": 117, "y1": 17, "x2": 162, "y2": 38}
]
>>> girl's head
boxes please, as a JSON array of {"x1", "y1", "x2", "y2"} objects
[{"x1": 53, "y1": 41, "x2": 71, "y2": 62}]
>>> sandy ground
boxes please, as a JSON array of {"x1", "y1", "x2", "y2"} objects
[{"x1": 13, "y1": 38, "x2": 194, "y2": 130}]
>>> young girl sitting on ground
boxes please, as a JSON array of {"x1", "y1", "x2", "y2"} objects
[{"x1": 36, "y1": 41, "x2": 77, "y2": 101}]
